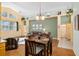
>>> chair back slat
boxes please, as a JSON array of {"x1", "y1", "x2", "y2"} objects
[{"x1": 26, "y1": 40, "x2": 36, "y2": 55}]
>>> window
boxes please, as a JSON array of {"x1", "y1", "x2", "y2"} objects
[
  {"x1": 3, "y1": 21, "x2": 10, "y2": 31},
  {"x1": 9, "y1": 14, "x2": 16, "y2": 19},
  {"x1": 1, "y1": 12, "x2": 16, "y2": 19},
  {"x1": 61, "y1": 15, "x2": 71, "y2": 24},
  {"x1": 0, "y1": 20, "x2": 18, "y2": 31},
  {"x1": 2, "y1": 12, "x2": 8, "y2": 17}
]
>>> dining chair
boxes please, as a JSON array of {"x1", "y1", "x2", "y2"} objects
[
  {"x1": 5, "y1": 38, "x2": 18, "y2": 50},
  {"x1": 25, "y1": 40, "x2": 44, "y2": 56},
  {"x1": 47, "y1": 36, "x2": 52, "y2": 56}
]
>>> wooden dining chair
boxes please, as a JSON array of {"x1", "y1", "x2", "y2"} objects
[
  {"x1": 47, "y1": 36, "x2": 52, "y2": 56},
  {"x1": 5, "y1": 38, "x2": 18, "y2": 50},
  {"x1": 25, "y1": 40, "x2": 44, "y2": 56}
]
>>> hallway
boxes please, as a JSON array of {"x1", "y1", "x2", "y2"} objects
[{"x1": 58, "y1": 38, "x2": 73, "y2": 49}]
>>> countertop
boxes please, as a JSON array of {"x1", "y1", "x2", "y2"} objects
[{"x1": 0, "y1": 40, "x2": 6, "y2": 43}]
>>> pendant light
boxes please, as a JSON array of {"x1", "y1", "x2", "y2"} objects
[{"x1": 36, "y1": 3, "x2": 45, "y2": 20}]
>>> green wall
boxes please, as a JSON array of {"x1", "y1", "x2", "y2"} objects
[{"x1": 29, "y1": 17, "x2": 57, "y2": 38}]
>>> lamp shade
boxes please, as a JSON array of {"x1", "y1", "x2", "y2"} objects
[{"x1": 36, "y1": 15, "x2": 45, "y2": 20}]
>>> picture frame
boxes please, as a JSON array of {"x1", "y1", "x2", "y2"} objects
[{"x1": 74, "y1": 15, "x2": 79, "y2": 30}]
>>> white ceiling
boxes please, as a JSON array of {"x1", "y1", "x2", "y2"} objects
[
  {"x1": 13, "y1": 2, "x2": 72, "y2": 17},
  {"x1": 2, "y1": 2, "x2": 79, "y2": 19}
]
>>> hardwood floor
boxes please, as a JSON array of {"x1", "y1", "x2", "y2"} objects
[
  {"x1": 5, "y1": 39, "x2": 75, "y2": 56},
  {"x1": 5, "y1": 44, "x2": 25, "y2": 56},
  {"x1": 52, "y1": 40, "x2": 75, "y2": 56}
]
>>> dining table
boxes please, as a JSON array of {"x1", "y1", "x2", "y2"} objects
[{"x1": 25, "y1": 35, "x2": 52, "y2": 56}]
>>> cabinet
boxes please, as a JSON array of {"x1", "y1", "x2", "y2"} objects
[{"x1": 0, "y1": 42, "x2": 5, "y2": 56}]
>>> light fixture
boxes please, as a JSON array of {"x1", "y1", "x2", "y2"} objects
[
  {"x1": 36, "y1": 3, "x2": 45, "y2": 20},
  {"x1": 43, "y1": 28, "x2": 46, "y2": 32},
  {"x1": 57, "y1": 11, "x2": 61, "y2": 15},
  {"x1": 66, "y1": 9, "x2": 73, "y2": 15}
]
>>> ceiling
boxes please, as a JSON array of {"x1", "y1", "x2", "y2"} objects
[{"x1": 2, "y1": 2, "x2": 78, "y2": 19}]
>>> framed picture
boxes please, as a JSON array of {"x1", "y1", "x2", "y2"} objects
[
  {"x1": 77, "y1": 15, "x2": 79, "y2": 30},
  {"x1": 74, "y1": 15, "x2": 79, "y2": 30}
]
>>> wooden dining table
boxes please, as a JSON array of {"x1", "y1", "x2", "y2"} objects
[{"x1": 25, "y1": 36, "x2": 52, "y2": 56}]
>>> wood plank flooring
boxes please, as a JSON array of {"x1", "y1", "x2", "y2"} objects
[
  {"x1": 52, "y1": 40, "x2": 75, "y2": 56},
  {"x1": 5, "y1": 39, "x2": 75, "y2": 56}
]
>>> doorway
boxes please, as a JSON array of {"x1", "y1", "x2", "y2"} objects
[{"x1": 58, "y1": 15, "x2": 73, "y2": 49}]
